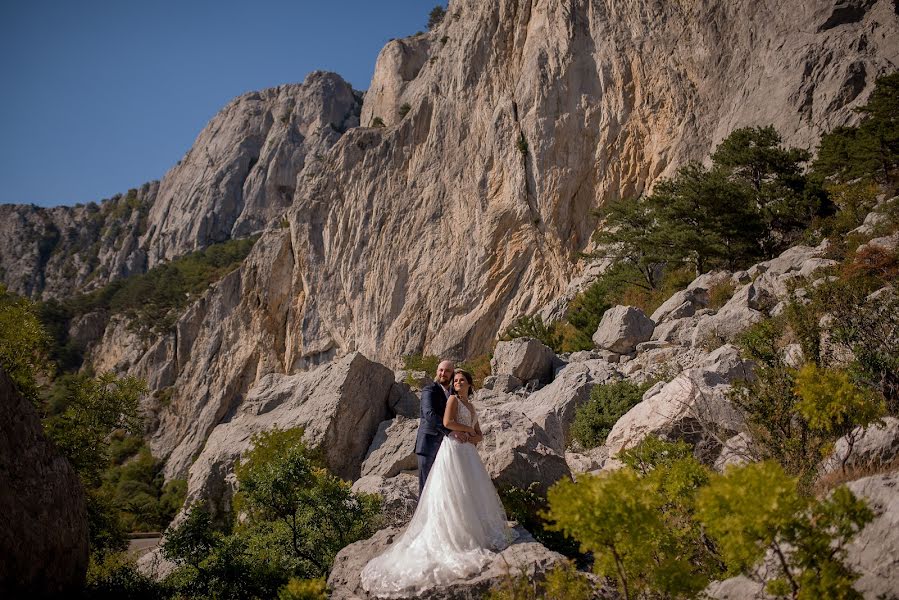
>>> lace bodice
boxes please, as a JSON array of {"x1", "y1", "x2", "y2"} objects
[{"x1": 454, "y1": 397, "x2": 477, "y2": 428}]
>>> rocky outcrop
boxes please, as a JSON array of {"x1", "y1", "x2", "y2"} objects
[
  {"x1": 351, "y1": 474, "x2": 419, "y2": 528},
  {"x1": 592, "y1": 306, "x2": 655, "y2": 354},
  {"x1": 142, "y1": 71, "x2": 362, "y2": 266},
  {"x1": 327, "y1": 525, "x2": 568, "y2": 599},
  {"x1": 0, "y1": 182, "x2": 156, "y2": 299},
  {"x1": 821, "y1": 417, "x2": 899, "y2": 475},
  {"x1": 0, "y1": 367, "x2": 88, "y2": 596},
  {"x1": 606, "y1": 369, "x2": 745, "y2": 464},
  {"x1": 845, "y1": 470, "x2": 899, "y2": 598},
  {"x1": 490, "y1": 338, "x2": 556, "y2": 383},
  {"x1": 178, "y1": 352, "x2": 396, "y2": 520},
  {"x1": 361, "y1": 416, "x2": 419, "y2": 478},
  {"x1": 521, "y1": 359, "x2": 621, "y2": 453},
  {"x1": 285, "y1": 0, "x2": 899, "y2": 364}
]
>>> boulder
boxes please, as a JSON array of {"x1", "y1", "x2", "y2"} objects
[
  {"x1": 566, "y1": 446, "x2": 609, "y2": 475},
  {"x1": 477, "y1": 406, "x2": 572, "y2": 495},
  {"x1": 845, "y1": 471, "x2": 899, "y2": 598},
  {"x1": 0, "y1": 367, "x2": 89, "y2": 596},
  {"x1": 691, "y1": 283, "x2": 768, "y2": 346},
  {"x1": 592, "y1": 306, "x2": 656, "y2": 354},
  {"x1": 699, "y1": 344, "x2": 754, "y2": 383},
  {"x1": 482, "y1": 374, "x2": 524, "y2": 393},
  {"x1": 180, "y1": 352, "x2": 395, "y2": 522},
  {"x1": 388, "y1": 380, "x2": 420, "y2": 418},
  {"x1": 361, "y1": 417, "x2": 419, "y2": 478},
  {"x1": 521, "y1": 359, "x2": 621, "y2": 454},
  {"x1": 714, "y1": 432, "x2": 758, "y2": 472},
  {"x1": 352, "y1": 474, "x2": 419, "y2": 528},
  {"x1": 491, "y1": 338, "x2": 556, "y2": 383},
  {"x1": 327, "y1": 525, "x2": 568, "y2": 599},
  {"x1": 821, "y1": 417, "x2": 899, "y2": 476},
  {"x1": 606, "y1": 369, "x2": 744, "y2": 464},
  {"x1": 651, "y1": 288, "x2": 708, "y2": 323}
]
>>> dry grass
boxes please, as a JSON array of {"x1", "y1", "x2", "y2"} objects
[{"x1": 812, "y1": 455, "x2": 899, "y2": 496}]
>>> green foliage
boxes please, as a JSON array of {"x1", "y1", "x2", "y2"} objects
[
  {"x1": 162, "y1": 503, "x2": 218, "y2": 569},
  {"x1": 812, "y1": 72, "x2": 899, "y2": 185},
  {"x1": 61, "y1": 236, "x2": 258, "y2": 337},
  {"x1": 42, "y1": 372, "x2": 146, "y2": 487},
  {"x1": 0, "y1": 285, "x2": 52, "y2": 404},
  {"x1": 427, "y1": 5, "x2": 446, "y2": 29},
  {"x1": 708, "y1": 279, "x2": 736, "y2": 310},
  {"x1": 697, "y1": 461, "x2": 873, "y2": 599},
  {"x1": 401, "y1": 353, "x2": 440, "y2": 375},
  {"x1": 485, "y1": 561, "x2": 592, "y2": 600},
  {"x1": 370, "y1": 116, "x2": 385, "y2": 128},
  {"x1": 234, "y1": 427, "x2": 382, "y2": 578},
  {"x1": 98, "y1": 433, "x2": 187, "y2": 532},
  {"x1": 545, "y1": 437, "x2": 721, "y2": 600},
  {"x1": 794, "y1": 363, "x2": 885, "y2": 436},
  {"x1": 398, "y1": 102, "x2": 411, "y2": 118},
  {"x1": 516, "y1": 132, "x2": 529, "y2": 157},
  {"x1": 569, "y1": 380, "x2": 650, "y2": 449},
  {"x1": 499, "y1": 484, "x2": 585, "y2": 564},
  {"x1": 278, "y1": 577, "x2": 328, "y2": 600},
  {"x1": 596, "y1": 125, "x2": 828, "y2": 278},
  {"x1": 85, "y1": 550, "x2": 162, "y2": 599},
  {"x1": 501, "y1": 315, "x2": 561, "y2": 351}
]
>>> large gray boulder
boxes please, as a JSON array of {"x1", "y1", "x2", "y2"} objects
[
  {"x1": 592, "y1": 306, "x2": 655, "y2": 354},
  {"x1": 477, "y1": 406, "x2": 572, "y2": 495},
  {"x1": 0, "y1": 367, "x2": 89, "y2": 596},
  {"x1": 521, "y1": 359, "x2": 621, "y2": 454},
  {"x1": 845, "y1": 470, "x2": 899, "y2": 598},
  {"x1": 351, "y1": 473, "x2": 419, "y2": 528},
  {"x1": 605, "y1": 369, "x2": 744, "y2": 464},
  {"x1": 361, "y1": 416, "x2": 419, "y2": 478},
  {"x1": 821, "y1": 417, "x2": 899, "y2": 476},
  {"x1": 327, "y1": 525, "x2": 568, "y2": 599},
  {"x1": 180, "y1": 352, "x2": 395, "y2": 522},
  {"x1": 491, "y1": 338, "x2": 556, "y2": 383}
]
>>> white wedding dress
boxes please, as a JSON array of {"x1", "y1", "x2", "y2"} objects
[{"x1": 360, "y1": 399, "x2": 516, "y2": 598}]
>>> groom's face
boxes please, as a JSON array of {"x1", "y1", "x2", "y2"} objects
[{"x1": 435, "y1": 361, "x2": 454, "y2": 386}]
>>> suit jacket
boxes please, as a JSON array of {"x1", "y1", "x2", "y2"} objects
[{"x1": 415, "y1": 380, "x2": 452, "y2": 457}]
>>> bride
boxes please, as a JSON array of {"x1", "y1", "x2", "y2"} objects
[{"x1": 359, "y1": 369, "x2": 516, "y2": 597}]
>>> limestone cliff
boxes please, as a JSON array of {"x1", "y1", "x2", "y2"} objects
[{"x1": 288, "y1": 0, "x2": 899, "y2": 364}]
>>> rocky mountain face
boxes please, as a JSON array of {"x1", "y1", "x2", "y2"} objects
[
  {"x1": 0, "y1": 182, "x2": 157, "y2": 299},
  {"x1": 0, "y1": 71, "x2": 362, "y2": 299},
  {"x1": 288, "y1": 0, "x2": 899, "y2": 364},
  {"x1": 141, "y1": 71, "x2": 362, "y2": 267},
  {"x1": 0, "y1": 366, "x2": 89, "y2": 595}
]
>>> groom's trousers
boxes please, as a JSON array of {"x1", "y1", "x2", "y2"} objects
[{"x1": 417, "y1": 452, "x2": 437, "y2": 496}]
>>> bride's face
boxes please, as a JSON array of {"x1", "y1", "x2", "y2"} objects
[{"x1": 453, "y1": 373, "x2": 469, "y2": 395}]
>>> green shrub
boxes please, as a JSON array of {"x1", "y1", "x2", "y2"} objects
[
  {"x1": 546, "y1": 437, "x2": 721, "y2": 600},
  {"x1": 398, "y1": 102, "x2": 411, "y2": 118},
  {"x1": 85, "y1": 550, "x2": 162, "y2": 599},
  {"x1": 569, "y1": 380, "x2": 650, "y2": 449},
  {"x1": 486, "y1": 560, "x2": 592, "y2": 600},
  {"x1": 0, "y1": 285, "x2": 52, "y2": 404},
  {"x1": 708, "y1": 279, "x2": 736, "y2": 309},
  {"x1": 427, "y1": 5, "x2": 446, "y2": 29},
  {"x1": 516, "y1": 132, "x2": 529, "y2": 156},
  {"x1": 499, "y1": 484, "x2": 585, "y2": 564},
  {"x1": 278, "y1": 577, "x2": 328, "y2": 600},
  {"x1": 370, "y1": 116, "x2": 385, "y2": 128},
  {"x1": 696, "y1": 461, "x2": 873, "y2": 599},
  {"x1": 401, "y1": 353, "x2": 440, "y2": 377},
  {"x1": 501, "y1": 315, "x2": 561, "y2": 352}
]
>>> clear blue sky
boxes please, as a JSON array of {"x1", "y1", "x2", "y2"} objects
[{"x1": 0, "y1": 0, "x2": 446, "y2": 207}]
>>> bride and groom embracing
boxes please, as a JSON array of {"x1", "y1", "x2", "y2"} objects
[{"x1": 360, "y1": 360, "x2": 518, "y2": 597}]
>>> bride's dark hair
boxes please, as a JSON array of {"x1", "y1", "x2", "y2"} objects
[{"x1": 453, "y1": 368, "x2": 475, "y2": 394}]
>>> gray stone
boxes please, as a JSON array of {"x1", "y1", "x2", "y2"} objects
[
  {"x1": 606, "y1": 369, "x2": 744, "y2": 464},
  {"x1": 351, "y1": 474, "x2": 419, "y2": 528},
  {"x1": 592, "y1": 305, "x2": 656, "y2": 354},
  {"x1": 0, "y1": 367, "x2": 88, "y2": 595},
  {"x1": 714, "y1": 432, "x2": 758, "y2": 472},
  {"x1": 651, "y1": 288, "x2": 708, "y2": 323},
  {"x1": 361, "y1": 417, "x2": 419, "y2": 478},
  {"x1": 388, "y1": 380, "x2": 420, "y2": 418},
  {"x1": 845, "y1": 471, "x2": 899, "y2": 598},
  {"x1": 328, "y1": 525, "x2": 569, "y2": 599},
  {"x1": 482, "y1": 374, "x2": 524, "y2": 393},
  {"x1": 821, "y1": 417, "x2": 899, "y2": 476},
  {"x1": 521, "y1": 359, "x2": 621, "y2": 454},
  {"x1": 491, "y1": 338, "x2": 556, "y2": 384}
]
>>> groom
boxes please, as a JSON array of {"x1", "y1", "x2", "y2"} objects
[{"x1": 415, "y1": 359, "x2": 468, "y2": 494}]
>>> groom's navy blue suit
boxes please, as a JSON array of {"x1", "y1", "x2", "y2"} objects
[{"x1": 415, "y1": 380, "x2": 452, "y2": 494}]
